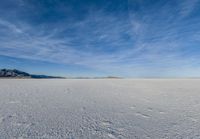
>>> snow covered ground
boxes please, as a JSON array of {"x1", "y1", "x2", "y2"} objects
[{"x1": 0, "y1": 79, "x2": 200, "y2": 139}]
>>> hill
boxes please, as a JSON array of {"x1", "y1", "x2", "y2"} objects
[{"x1": 0, "y1": 69, "x2": 64, "y2": 79}]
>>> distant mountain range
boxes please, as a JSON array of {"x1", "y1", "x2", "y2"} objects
[
  {"x1": 0, "y1": 69, "x2": 64, "y2": 79},
  {"x1": 0, "y1": 69, "x2": 122, "y2": 79}
]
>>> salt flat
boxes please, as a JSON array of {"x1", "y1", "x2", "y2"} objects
[{"x1": 0, "y1": 79, "x2": 200, "y2": 139}]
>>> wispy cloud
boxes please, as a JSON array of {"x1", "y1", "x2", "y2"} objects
[
  {"x1": 0, "y1": 18, "x2": 23, "y2": 33},
  {"x1": 179, "y1": 0, "x2": 199, "y2": 17},
  {"x1": 0, "y1": 0, "x2": 200, "y2": 77}
]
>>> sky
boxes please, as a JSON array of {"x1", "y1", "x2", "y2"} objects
[{"x1": 0, "y1": 0, "x2": 200, "y2": 77}]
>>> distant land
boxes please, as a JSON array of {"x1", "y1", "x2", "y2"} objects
[
  {"x1": 0, "y1": 69, "x2": 65, "y2": 79},
  {"x1": 0, "y1": 69, "x2": 122, "y2": 79}
]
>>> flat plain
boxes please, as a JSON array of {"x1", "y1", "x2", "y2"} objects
[{"x1": 0, "y1": 79, "x2": 200, "y2": 139}]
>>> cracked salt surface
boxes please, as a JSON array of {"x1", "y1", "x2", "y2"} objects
[{"x1": 0, "y1": 79, "x2": 200, "y2": 139}]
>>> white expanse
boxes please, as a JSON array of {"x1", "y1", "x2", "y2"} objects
[{"x1": 0, "y1": 79, "x2": 200, "y2": 139}]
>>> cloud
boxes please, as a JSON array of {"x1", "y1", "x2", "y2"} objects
[
  {"x1": 0, "y1": 19, "x2": 23, "y2": 33},
  {"x1": 0, "y1": 0, "x2": 200, "y2": 77},
  {"x1": 179, "y1": 0, "x2": 199, "y2": 17}
]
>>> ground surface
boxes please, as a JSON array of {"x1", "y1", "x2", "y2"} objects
[{"x1": 0, "y1": 79, "x2": 200, "y2": 139}]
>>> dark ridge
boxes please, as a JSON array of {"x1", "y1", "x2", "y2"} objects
[{"x1": 0, "y1": 69, "x2": 64, "y2": 79}]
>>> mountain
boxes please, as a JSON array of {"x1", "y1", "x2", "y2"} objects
[{"x1": 0, "y1": 69, "x2": 64, "y2": 79}]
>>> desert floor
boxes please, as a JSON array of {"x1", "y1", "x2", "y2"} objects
[{"x1": 0, "y1": 79, "x2": 200, "y2": 139}]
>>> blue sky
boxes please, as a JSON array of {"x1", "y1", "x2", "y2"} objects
[{"x1": 0, "y1": 0, "x2": 200, "y2": 77}]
